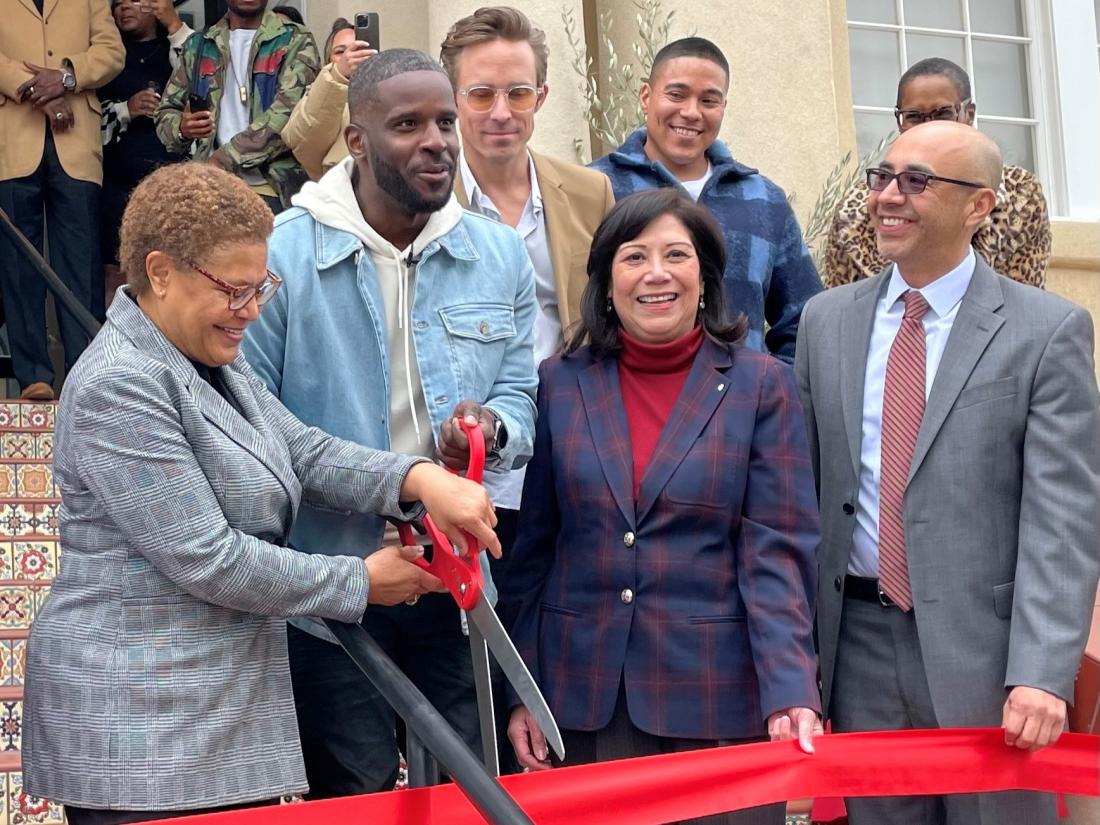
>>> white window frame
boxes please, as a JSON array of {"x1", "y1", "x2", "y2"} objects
[{"x1": 847, "y1": 0, "x2": 1100, "y2": 219}]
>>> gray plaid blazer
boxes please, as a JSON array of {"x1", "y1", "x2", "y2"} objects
[{"x1": 22, "y1": 290, "x2": 425, "y2": 810}]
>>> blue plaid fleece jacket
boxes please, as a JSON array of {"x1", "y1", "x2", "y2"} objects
[{"x1": 590, "y1": 129, "x2": 823, "y2": 362}]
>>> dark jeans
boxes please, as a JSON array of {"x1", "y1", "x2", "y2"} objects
[
  {"x1": 0, "y1": 131, "x2": 102, "y2": 389},
  {"x1": 287, "y1": 591, "x2": 479, "y2": 800},
  {"x1": 65, "y1": 799, "x2": 276, "y2": 825}
]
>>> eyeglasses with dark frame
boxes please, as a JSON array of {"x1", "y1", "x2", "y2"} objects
[
  {"x1": 865, "y1": 167, "x2": 987, "y2": 196},
  {"x1": 893, "y1": 99, "x2": 971, "y2": 129},
  {"x1": 457, "y1": 84, "x2": 541, "y2": 113},
  {"x1": 184, "y1": 260, "x2": 283, "y2": 311}
]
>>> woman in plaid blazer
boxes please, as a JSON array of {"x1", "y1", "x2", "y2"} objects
[
  {"x1": 506, "y1": 190, "x2": 822, "y2": 824},
  {"x1": 21, "y1": 164, "x2": 499, "y2": 824}
]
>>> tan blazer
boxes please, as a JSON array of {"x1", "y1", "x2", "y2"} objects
[
  {"x1": 456, "y1": 151, "x2": 615, "y2": 333},
  {"x1": 0, "y1": 0, "x2": 124, "y2": 184}
]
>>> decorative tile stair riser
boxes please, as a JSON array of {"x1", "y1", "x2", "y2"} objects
[{"x1": 0, "y1": 402, "x2": 63, "y2": 824}]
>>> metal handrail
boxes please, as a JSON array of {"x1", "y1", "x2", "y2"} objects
[
  {"x1": 0, "y1": 206, "x2": 102, "y2": 339},
  {"x1": 324, "y1": 619, "x2": 533, "y2": 825}
]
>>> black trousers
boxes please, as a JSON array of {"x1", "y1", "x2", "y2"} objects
[
  {"x1": 0, "y1": 131, "x2": 102, "y2": 389},
  {"x1": 287, "y1": 592, "x2": 480, "y2": 799}
]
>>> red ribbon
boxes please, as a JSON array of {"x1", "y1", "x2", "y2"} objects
[{"x1": 145, "y1": 729, "x2": 1098, "y2": 824}]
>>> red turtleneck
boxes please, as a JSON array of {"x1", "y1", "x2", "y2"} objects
[{"x1": 617, "y1": 325, "x2": 705, "y2": 499}]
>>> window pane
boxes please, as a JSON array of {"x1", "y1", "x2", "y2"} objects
[
  {"x1": 968, "y1": 0, "x2": 1025, "y2": 37},
  {"x1": 848, "y1": 0, "x2": 897, "y2": 24},
  {"x1": 978, "y1": 120, "x2": 1035, "y2": 171},
  {"x1": 905, "y1": 33, "x2": 966, "y2": 71},
  {"x1": 972, "y1": 40, "x2": 1030, "y2": 117},
  {"x1": 849, "y1": 28, "x2": 903, "y2": 106},
  {"x1": 903, "y1": 0, "x2": 963, "y2": 31},
  {"x1": 855, "y1": 111, "x2": 899, "y2": 161}
]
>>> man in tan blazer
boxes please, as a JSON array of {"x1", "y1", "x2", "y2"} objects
[{"x1": 0, "y1": 0, "x2": 123, "y2": 400}]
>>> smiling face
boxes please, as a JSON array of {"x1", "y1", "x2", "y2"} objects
[
  {"x1": 453, "y1": 37, "x2": 546, "y2": 167},
  {"x1": 870, "y1": 122, "x2": 996, "y2": 285},
  {"x1": 348, "y1": 70, "x2": 459, "y2": 215},
  {"x1": 147, "y1": 243, "x2": 270, "y2": 367},
  {"x1": 610, "y1": 213, "x2": 702, "y2": 343},
  {"x1": 640, "y1": 56, "x2": 728, "y2": 181}
]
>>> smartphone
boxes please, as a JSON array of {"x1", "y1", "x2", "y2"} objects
[
  {"x1": 354, "y1": 12, "x2": 380, "y2": 51},
  {"x1": 187, "y1": 93, "x2": 211, "y2": 113}
]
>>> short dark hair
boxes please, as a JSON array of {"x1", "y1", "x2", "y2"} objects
[
  {"x1": 565, "y1": 188, "x2": 746, "y2": 357},
  {"x1": 272, "y1": 5, "x2": 304, "y2": 25},
  {"x1": 649, "y1": 37, "x2": 730, "y2": 85},
  {"x1": 440, "y1": 6, "x2": 549, "y2": 87},
  {"x1": 323, "y1": 16, "x2": 354, "y2": 63},
  {"x1": 347, "y1": 48, "x2": 451, "y2": 117},
  {"x1": 897, "y1": 57, "x2": 972, "y2": 107}
]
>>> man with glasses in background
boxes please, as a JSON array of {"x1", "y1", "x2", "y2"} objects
[
  {"x1": 439, "y1": 5, "x2": 613, "y2": 619},
  {"x1": 796, "y1": 119, "x2": 1100, "y2": 825},
  {"x1": 823, "y1": 57, "x2": 1051, "y2": 290}
]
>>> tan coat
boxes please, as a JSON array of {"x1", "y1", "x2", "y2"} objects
[
  {"x1": 0, "y1": 0, "x2": 124, "y2": 184},
  {"x1": 455, "y1": 152, "x2": 614, "y2": 333}
]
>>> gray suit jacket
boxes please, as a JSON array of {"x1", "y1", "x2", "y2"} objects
[
  {"x1": 22, "y1": 290, "x2": 425, "y2": 809},
  {"x1": 796, "y1": 258, "x2": 1100, "y2": 726}
]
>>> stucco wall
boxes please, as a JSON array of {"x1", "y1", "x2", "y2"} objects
[{"x1": 1046, "y1": 220, "x2": 1100, "y2": 378}]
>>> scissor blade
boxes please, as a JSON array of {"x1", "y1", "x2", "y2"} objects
[
  {"x1": 467, "y1": 620, "x2": 500, "y2": 776},
  {"x1": 467, "y1": 596, "x2": 565, "y2": 762}
]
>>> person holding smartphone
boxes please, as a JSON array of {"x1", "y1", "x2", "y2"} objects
[
  {"x1": 281, "y1": 15, "x2": 376, "y2": 181},
  {"x1": 99, "y1": 0, "x2": 194, "y2": 305},
  {"x1": 154, "y1": 0, "x2": 319, "y2": 212}
]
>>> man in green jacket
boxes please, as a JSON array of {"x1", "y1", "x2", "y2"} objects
[{"x1": 155, "y1": 0, "x2": 318, "y2": 210}]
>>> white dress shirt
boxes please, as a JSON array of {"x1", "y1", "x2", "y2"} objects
[
  {"x1": 459, "y1": 151, "x2": 556, "y2": 510},
  {"x1": 849, "y1": 249, "x2": 976, "y2": 577}
]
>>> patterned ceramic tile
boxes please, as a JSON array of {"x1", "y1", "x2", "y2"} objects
[
  {"x1": 9, "y1": 771, "x2": 64, "y2": 824},
  {"x1": 7, "y1": 641, "x2": 25, "y2": 689},
  {"x1": 35, "y1": 433, "x2": 53, "y2": 461},
  {"x1": 0, "y1": 434, "x2": 34, "y2": 460},
  {"x1": 0, "y1": 405, "x2": 19, "y2": 429},
  {"x1": 13, "y1": 543, "x2": 56, "y2": 581},
  {"x1": 0, "y1": 506, "x2": 34, "y2": 539},
  {"x1": 31, "y1": 505, "x2": 59, "y2": 539},
  {"x1": 17, "y1": 405, "x2": 55, "y2": 432},
  {"x1": 0, "y1": 701, "x2": 22, "y2": 752},
  {"x1": 14, "y1": 466, "x2": 55, "y2": 500},
  {"x1": 0, "y1": 642, "x2": 13, "y2": 687},
  {"x1": 0, "y1": 467, "x2": 15, "y2": 499},
  {"x1": 0, "y1": 543, "x2": 13, "y2": 580},
  {"x1": 0, "y1": 772, "x2": 7, "y2": 825},
  {"x1": 0, "y1": 590, "x2": 32, "y2": 631},
  {"x1": 31, "y1": 586, "x2": 50, "y2": 618}
]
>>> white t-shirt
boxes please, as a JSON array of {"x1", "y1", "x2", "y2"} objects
[
  {"x1": 217, "y1": 29, "x2": 264, "y2": 187},
  {"x1": 680, "y1": 163, "x2": 714, "y2": 200}
]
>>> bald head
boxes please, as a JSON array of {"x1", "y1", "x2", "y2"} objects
[{"x1": 892, "y1": 120, "x2": 1003, "y2": 190}]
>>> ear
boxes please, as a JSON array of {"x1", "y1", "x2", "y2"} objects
[
  {"x1": 965, "y1": 187, "x2": 997, "y2": 231},
  {"x1": 145, "y1": 250, "x2": 175, "y2": 297},
  {"x1": 639, "y1": 82, "x2": 651, "y2": 115},
  {"x1": 534, "y1": 83, "x2": 550, "y2": 113},
  {"x1": 344, "y1": 121, "x2": 368, "y2": 161},
  {"x1": 963, "y1": 102, "x2": 976, "y2": 125}
]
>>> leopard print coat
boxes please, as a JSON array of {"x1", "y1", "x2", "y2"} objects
[{"x1": 822, "y1": 164, "x2": 1050, "y2": 289}]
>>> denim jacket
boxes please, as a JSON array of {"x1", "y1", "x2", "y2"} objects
[{"x1": 243, "y1": 205, "x2": 538, "y2": 612}]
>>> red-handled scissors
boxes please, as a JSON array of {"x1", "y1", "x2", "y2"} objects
[{"x1": 396, "y1": 420, "x2": 564, "y2": 775}]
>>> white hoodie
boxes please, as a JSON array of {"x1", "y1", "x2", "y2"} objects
[{"x1": 292, "y1": 156, "x2": 464, "y2": 460}]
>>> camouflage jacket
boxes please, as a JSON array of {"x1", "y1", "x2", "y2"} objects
[{"x1": 154, "y1": 11, "x2": 319, "y2": 205}]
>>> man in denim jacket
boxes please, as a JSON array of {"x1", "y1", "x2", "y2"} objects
[
  {"x1": 590, "y1": 37, "x2": 822, "y2": 362},
  {"x1": 243, "y1": 50, "x2": 537, "y2": 798}
]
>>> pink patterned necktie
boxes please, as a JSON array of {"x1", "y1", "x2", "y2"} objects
[{"x1": 878, "y1": 290, "x2": 931, "y2": 611}]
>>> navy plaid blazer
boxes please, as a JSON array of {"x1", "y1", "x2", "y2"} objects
[{"x1": 507, "y1": 339, "x2": 821, "y2": 740}]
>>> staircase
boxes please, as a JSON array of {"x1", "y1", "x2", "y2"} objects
[{"x1": 0, "y1": 400, "x2": 64, "y2": 824}]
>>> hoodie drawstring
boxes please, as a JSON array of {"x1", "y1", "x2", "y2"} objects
[{"x1": 401, "y1": 248, "x2": 423, "y2": 445}]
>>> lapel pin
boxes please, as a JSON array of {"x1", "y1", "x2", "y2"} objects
[{"x1": 717, "y1": 383, "x2": 725, "y2": 391}]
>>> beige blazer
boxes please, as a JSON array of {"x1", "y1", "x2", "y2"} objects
[
  {"x1": 456, "y1": 152, "x2": 615, "y2": 332},
  {"x1": 0, "y1": 0, "x2": 123, "y2": 184}
]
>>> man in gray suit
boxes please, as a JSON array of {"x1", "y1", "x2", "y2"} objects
[{"x1": 795, "y1": 120, "x2": 1100, "y2": 825}]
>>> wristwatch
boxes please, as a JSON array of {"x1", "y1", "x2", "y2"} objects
[
  {"x1": 484, "y1": 408, "x2": 507, "y2": 460},
  {"x1": 61, "y1": 68, "x2": 76, "y2": 93}
]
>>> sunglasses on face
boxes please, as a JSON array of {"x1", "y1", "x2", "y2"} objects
[
  {"x1": 458, "y1": 84, "x2": 540, "y2": 113},
  {"x1": 865, "y1": 167, "x2": 987, "y2": 195},
  {"x1": 186, "y1": 260, "x2": 283, "y2": 311}
]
